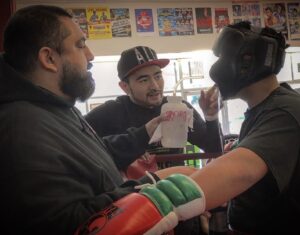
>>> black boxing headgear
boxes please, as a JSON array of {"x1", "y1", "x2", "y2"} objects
[{"x1": 209, "y1": 21, "x2": 288, "y2": 100}]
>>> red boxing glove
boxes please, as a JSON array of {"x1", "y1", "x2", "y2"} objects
[
  {"x1": 75, "y1": 174, "x2": 205, "y2": 235},
  {"x1": 74, "y1": 193, "x2": 176, "y2": 235}
]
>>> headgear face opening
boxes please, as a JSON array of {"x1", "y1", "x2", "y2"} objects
[{"x1": 209, "y1": 21, "x2": 287, "y2": 100}]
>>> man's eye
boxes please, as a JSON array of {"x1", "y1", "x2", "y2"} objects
[
  {"x1": 78, "y1": 41, "x2": 86, "y2": 48},
  {"x1": 138, "y1": 78, "x2": 148, "y2": 83},
  {"x1": 155, "y1": 74, "x2": 163, "y2": 80}
]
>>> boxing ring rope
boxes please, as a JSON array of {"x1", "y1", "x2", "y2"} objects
[
  {"x1": 155, "y1": 152, "x2": 222, "y2": 163},
  {"x1": 154, "y1": 152, "x2": 224, "y2": 170}
]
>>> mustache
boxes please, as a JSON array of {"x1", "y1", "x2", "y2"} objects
[
  {"x1": 87, "y1": 62, "x2": 93, "y2": 70},
  {"x1": 147, "y1": 89, "x2": 162, "y2": 96}
]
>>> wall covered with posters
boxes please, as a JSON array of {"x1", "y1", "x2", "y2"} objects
[{"x1": 16, "y1": 0, "x2": 300, "y2": 56}]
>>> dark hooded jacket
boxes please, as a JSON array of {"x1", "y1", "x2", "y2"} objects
[
  {"x1": 0, "y1": 54, "x2": 157, "y2": 235},
  {"x1": 86, "y1": 96, "x2": 223, "y2": 155}
]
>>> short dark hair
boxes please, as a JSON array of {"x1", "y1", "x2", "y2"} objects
[{"x1": 3, "y1": 5, "x2": 72, "y2": 73}]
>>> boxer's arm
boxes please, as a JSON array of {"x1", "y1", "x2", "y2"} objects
[
  {"x1": 190, "y1": 147, "x2": 268, "y2": 210},
  {"x1": 74, "y1": 174, "x2": 205, "y2": 235}
]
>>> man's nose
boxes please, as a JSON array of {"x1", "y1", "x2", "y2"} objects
[
  {"x1": 149, "y1": 78, "x2": 160, "y2": 89},
  {"x1": 85, "y1": 46, "x2": 94, "y2": 61}
]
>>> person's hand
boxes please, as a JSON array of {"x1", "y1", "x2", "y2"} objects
[
  {"x1": 145, "y1": 115, "x2": 164, "y2": 137},
  {"x1": 74, "y1": 174, "x2": 205, "y2": 235},
  {"x1": 199, "y1": 85, "x2": 222, "y2": 121}
]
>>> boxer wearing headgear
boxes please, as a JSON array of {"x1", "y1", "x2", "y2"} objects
[
  {"x1": 78, "y1": 22, "x2": 300, "y2": 235},
  {"x1": 209, "y1": 21, "x2": 288, "y2": 100}
]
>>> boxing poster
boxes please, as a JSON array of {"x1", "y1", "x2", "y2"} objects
[
  {"x1": 215, "y1": 8, "x2": 230, "y2": 33},
  {"x1": 135, "y1": 9, "x2": 154, "y2": 34},
  {"x1": 110, "y1": 8, "x2": 131, "y2": 37},
  {"x1": 175, "y1": 8, "x2": 194, "y2": 36},
  {"x1": 287, "y1": 2, "x2": 300, "y2": 40},
  {"x1": 157, "y1": 8, "x2": 177, "y2": 36},
  {"x1": 262, "y1": 3, "x2": 288, "y2": 39},
  {"x1": 231, "y1": 1, "x2": 261, "y2": 27},
  {"x1": 195, "y1": 7, "x2": 213, "y2": 34},
  {"x1": 157, "y1": 8, "x2": 194, "y2": 36},
  {"x1": 87, "y1": 7, "x2": 112, "y2": 39}
]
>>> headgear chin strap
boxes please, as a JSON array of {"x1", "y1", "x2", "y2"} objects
[{"x1": 209, "y1": 21, "x2": 288, "y2": 100}]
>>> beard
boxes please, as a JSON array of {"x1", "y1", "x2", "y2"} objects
[
  {"x1": 129, "y1": 87, "x2": 163, "y2": 108},
  {"x1": 60, "y1": 60, "x2": 95, "y2": 102}
]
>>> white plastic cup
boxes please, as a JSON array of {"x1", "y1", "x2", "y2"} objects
[{"x1": 161, "y1": 96, "x2": 189, "y2": 148}]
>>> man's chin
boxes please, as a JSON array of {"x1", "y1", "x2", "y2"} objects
[
  {"x1": 147, "y1": 98, "x2": 163, "y2": 107},
  {"x1": 148, "y1": 93, "x2": 162, "y2": 101}
]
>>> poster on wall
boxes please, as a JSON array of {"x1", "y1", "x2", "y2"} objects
[
  {"x1": 135, "y1": 9, "x2": 154, "y2": 35},
  {"x1": 175, "y1": 8, "x2": 194, "y2": 35},
  {"x1": 66, "y1": 8, "x2": 89, "y2": 38},
  {"x1": 157, "y1": 8, "x2": 194, "y2": 36},
  {"x1": 232, "y1": 1, "x2": 261, "y2": 27},
  {"x1": 87, "y1": 7, "x2": 112, "y2": 39},
  {"x1": 215, "y1": 8, "x2": 230, "y2": 33},
  {"x1": 195, "y1": 7, "x2": 213, "y2": 34},
  {"x1": 262, "y1": 3, "x2": 288, "y2": 39},
  {"x1": 110, "y1": 8, "x2": 131, "y2": 37},
  {"x1": 287, "y1": 3, "x2": 300, "y2": 40},
  {"x1": 157, "y1": 8, "x2": 177, "y2": 36}
]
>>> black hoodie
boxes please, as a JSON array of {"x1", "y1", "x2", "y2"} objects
[
  {"x1": 0, "y1": 54, "x2": 157, "y2": 235},
  {"x1": 86, "y1": 95, "x2": 223, "y2": 155}
]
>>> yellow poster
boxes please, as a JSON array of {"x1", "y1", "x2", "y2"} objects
[{"x1": 87, "y1": 7, "x2": 112, "y2": 39}]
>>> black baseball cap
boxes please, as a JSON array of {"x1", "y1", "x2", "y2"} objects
[{"x1": 117, "y1": 46, "x2": 170, "y2": 80}]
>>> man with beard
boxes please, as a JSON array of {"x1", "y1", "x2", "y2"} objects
[{"x1": 0, "y1": 5, "x2": 202, "y2": 235}]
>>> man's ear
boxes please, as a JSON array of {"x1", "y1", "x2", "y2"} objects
[
  {"x1": 119, "y1": 80, "x2": 130, "y2": 94},
  {"x1": 38, "y1": 47, "x2": 59, "y2": 72}
]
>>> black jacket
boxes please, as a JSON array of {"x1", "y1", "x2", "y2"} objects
[
  {"x1": 0, "y1": 55, "x2": 156, "y2": 235},
  {"x1": 86, "y1": 95, "x2": 223, "y2": 154}
]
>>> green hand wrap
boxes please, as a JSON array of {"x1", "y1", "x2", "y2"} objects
[
  {"x1": 164, "y1": 174, "x2": 202, "y2": 202},
  {"x1": 140, "y1": 173, "x2": 206, "y2": 222},
  {"x1": 140, "y1": 185, "x2": 174, "y2": 216},
  {"x1": 156, "y1": 179, "x2": 187, "y2": 207}
]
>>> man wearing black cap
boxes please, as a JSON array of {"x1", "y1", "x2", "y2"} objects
[{"x1": 86, "y1": 45, "x2": 222, "y2": 163}]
